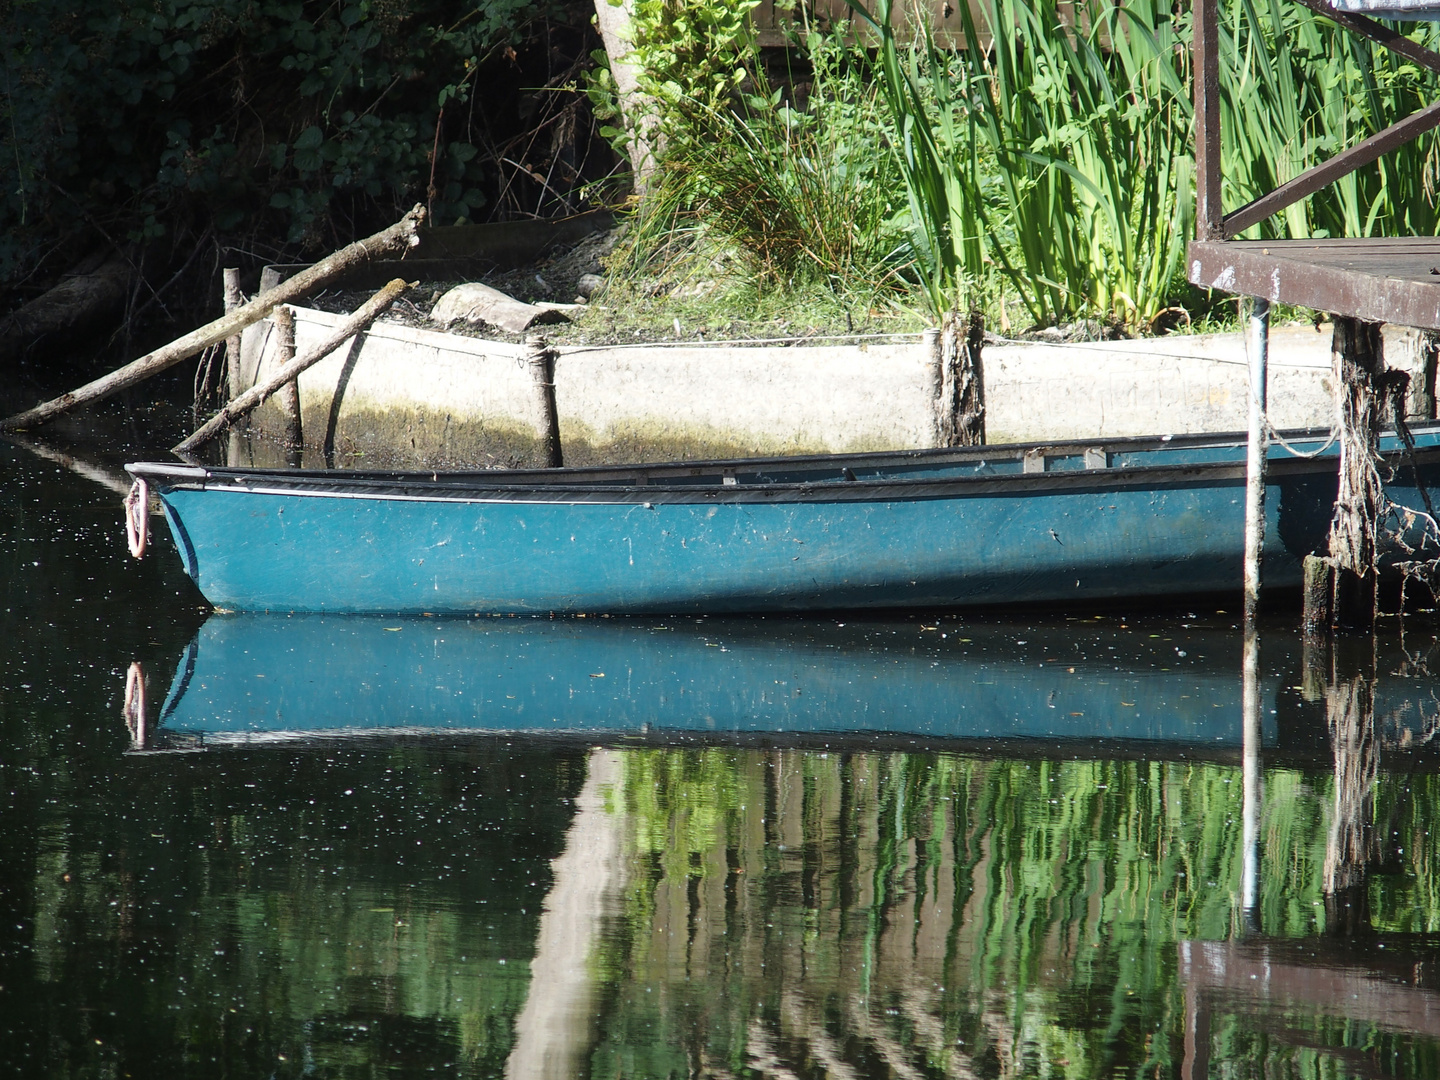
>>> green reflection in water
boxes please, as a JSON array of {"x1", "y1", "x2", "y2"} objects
[
  {"x1": 590, "y1": 749, "x2": 1440, "y2": 1080},
  {"x1": 10, "y1": 743, "x2": 586, "y2": 1077}
]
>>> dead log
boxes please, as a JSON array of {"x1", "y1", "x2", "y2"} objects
[
  {"x1": 0, "y1": 252, "x2": 136, "y2": 365},
  {"x1": 173, "y1": 279, "x2": 409, "y2": 454},
  {"x1": 2, "y1": 206, "x2": 426, "y2": 431}
]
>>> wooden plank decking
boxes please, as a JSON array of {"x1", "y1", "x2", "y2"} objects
[{"x1": 1190, "y1": 237, "x2": 1440, "y2": 329}]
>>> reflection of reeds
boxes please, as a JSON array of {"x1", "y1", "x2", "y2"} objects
[{"x1": 601, "y1": 749, "x2": 1280, "y2": 1075}]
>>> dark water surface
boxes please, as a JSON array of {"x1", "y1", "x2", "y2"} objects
[{"x1": 8, "y1": 436, "x2": 1440, "y2": 1079}]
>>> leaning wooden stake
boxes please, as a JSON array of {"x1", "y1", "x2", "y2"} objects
[
  {"x1": 1, "y1": 206, "x2": 425, "y2": 431},
  {"x1": 174, "y1": 279, "x2": 409, "y2": 454}
]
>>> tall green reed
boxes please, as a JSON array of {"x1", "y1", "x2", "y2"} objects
[
  {"x1": 964, "y1": 0, "x2": 1194, "y2": 323},
  {"x1": 855, "y1": 0, "x2": 1440, "y2": 326},
  {"x1": 847, "y1": 0, "x2": 998, "y2": 317},
  {"x1": 1216, "y1": 0, "x2": 1440, "y2": 239},
  {"x1": 853, "y1": 0, "x2": 1194, "y2": 325}
]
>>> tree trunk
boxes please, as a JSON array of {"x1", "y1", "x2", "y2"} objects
[{"x1": 593, "y1": 0, "x2": 658, "y2": 191}]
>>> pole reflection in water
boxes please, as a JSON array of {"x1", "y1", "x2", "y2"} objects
[{"x1": 1240, "y1": 628, "x2": 1262, "y2": 934}]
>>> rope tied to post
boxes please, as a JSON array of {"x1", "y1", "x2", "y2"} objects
[{"x1": 124, "y1": 478, "x2": 149, "y2": 558}]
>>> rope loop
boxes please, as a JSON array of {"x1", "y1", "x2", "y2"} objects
[{"x1": 123, "y1": 478, "x2": 149, "y2": 559}]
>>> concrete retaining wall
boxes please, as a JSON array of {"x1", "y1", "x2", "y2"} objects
[{"x1": 235, "y1": 308, "x2": 1433, "y2": 469}]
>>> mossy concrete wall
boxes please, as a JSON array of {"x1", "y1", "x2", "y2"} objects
[{"x1": 235, "y1": 309, "x2": 1432, "y2": 469}]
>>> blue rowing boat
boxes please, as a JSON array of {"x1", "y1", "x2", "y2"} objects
[{"x1": 126, "y1": 424, "x2": 1440, "y2": 614}]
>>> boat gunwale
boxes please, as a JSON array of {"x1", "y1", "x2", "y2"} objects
[
  {"x1": 132, "y1": 424, "x2": 1342, "y2": 485},
  {"x1": 129, "y1": 440, "x2": 1440, "y2": 507}
]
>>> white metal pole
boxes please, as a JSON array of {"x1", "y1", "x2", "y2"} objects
[
  {"x1": 1240, "y1": 296, "x2": 1269, "y2": 932},
  {"x1": 1244, "y1": 298, "x2": 1270, "y2": 624}
]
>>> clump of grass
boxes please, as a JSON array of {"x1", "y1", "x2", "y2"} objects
[{"x1": 607, "y1": 23, "x2": 918, "y2": 318}]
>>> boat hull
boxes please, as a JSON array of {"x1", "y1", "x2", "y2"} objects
[{"x1": 130, "y1": 429, "x2": 1440, "y2": 614}]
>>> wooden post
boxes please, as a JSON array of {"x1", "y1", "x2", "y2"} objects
[
  {"x1": 1302, "y1": 554, "x2": 1334, "y2": 641},
  {"x1": 1328, "y1": 316, "x2": 1387, "y2": 627},
  {"x1": 272, "y1": 305, "x2": 304, "y2": 464},
  {"x1": 222, "y1": 269, "x2": 245, "y2": 399},
  {"x1": 527, "y1": 335, "x2": 564, "y2": 468},
  {"x1": 1421, "y1": 330, "x2": 1439, "y2": 420},
  {"x1": 223, "y1": 269, "x2": 247, "y2": 465},
  {"x1": 174, "y1": 279, "x2": 409, "y2": 454},
  {"x1": 935, "y1": 310, "x2": 985, "y2": 447},
  {"x1": 1, "y1": 205, "x2": 425, "y2": 431},
  {"x1": 1243, "y1": 298, "x2": 1270, "y2": 626}
]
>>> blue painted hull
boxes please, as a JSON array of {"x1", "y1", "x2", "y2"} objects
[
  {"x1": 150, "y1": 614, "x2": 1281, "y2": 751},
  {"x1": 128, "y1": 426, "x2": 1440, "y2": 614}
]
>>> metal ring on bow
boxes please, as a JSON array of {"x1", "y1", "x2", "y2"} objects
[{"x1": 124, "y1": 478, "x2": 149, "y2": 559}]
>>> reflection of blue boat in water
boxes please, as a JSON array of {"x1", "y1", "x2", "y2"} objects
[
  {"x1": 148, "y1": 614, "x2": 1284, "y2": 752},
  {"x1": 127, "y1": 425, "x2": 1440, "y2": 615}
]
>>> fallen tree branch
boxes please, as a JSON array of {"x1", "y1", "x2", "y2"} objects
[
  {"x1": 173, "y1": 278, "x2": 410, "y2": 454},
  {"x1": 2, "y1": 205, "x2": 426, "y2": 431}
]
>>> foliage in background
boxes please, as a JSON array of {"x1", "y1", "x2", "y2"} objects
[
  {"x1": 619, "y1": 0, "x2": 762, "y2": 162},
  {"x1": 624, "y1": 31, "x2": 908, "y2": 300},
  {"x1": 0, "y1": 0, "x2": 604, "y2": 300}
]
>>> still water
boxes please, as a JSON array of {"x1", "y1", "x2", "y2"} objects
[{"x1": 7, "y1": 434, "x2": 1440, "y2": 1079}]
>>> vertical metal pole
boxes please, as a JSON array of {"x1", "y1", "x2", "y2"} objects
[
  {"x1": 1240, "y1": 297, "x2": 1269, "y2": 935},
  {"x1": 1244, "y1": 298, "x2": 1270, "y2": 626}
]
